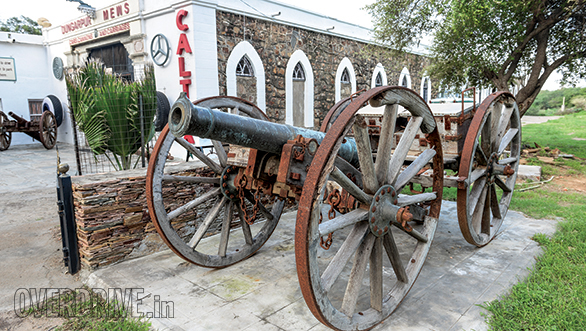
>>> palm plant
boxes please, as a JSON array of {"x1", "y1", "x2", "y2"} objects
[{"x1": 66, "y1": 59, "x2": 157, "y2": 170}]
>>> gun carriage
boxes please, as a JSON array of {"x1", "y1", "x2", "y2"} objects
[
  {"x1": 0, "y1": 110, "x2": 58, "y2": 150},
  {"x1": 146, "y1": 86, "x2": 521, "y2": 330}
]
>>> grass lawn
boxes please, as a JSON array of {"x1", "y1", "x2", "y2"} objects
[{"x1": 481, "y1": 111, "x2": 586, "y2": 330}]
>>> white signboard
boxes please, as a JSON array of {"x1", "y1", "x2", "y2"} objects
[{"x1": 0, "y1": 57, "x2": 16, "y2": 81}]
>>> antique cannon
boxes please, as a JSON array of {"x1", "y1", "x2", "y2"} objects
[
  {"x1": 0, "y1": 110, "x2": 57, "y2": 150},
  {"x1": 146, "y1": 86, "x2": 521, "y2": 330}
]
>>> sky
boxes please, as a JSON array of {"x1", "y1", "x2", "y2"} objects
[{"x1": 0, "y1": 0, "x2": 578, "y2": 91}]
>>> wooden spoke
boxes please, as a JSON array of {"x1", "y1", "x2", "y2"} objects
[
  {"x1": 481, "y1": 112, "x2": 493, "y2": 156},
  {"x1": 469, "y1": 168, "x2": 487, "y2": 185},
  {"x1": 318, "y1": 209, "x2": 369, "y2": 236},
  {"x1": 497, "y1": 104, "x2": 515, "y2": 140},
  {"x1": 331, "y1": 166, "x2": 372, "y2": 205},
  {"x1": 489, "y1": 102, "x2": 502, "y2": 152},
  {"x1": 370, "y1": 237, "x2": 383, "y2": 312},
  {"x1": 353, "y1": 115, "x2": 378, "y2": 193},
  {"x1": 387, "y1": 116, "x2": 424, "y2": 184},
  {"x1": 468, "y1": 177, "x2": 487, "y2": 215},
  {"x1": 494, "y1": 176, "x2": 512, "y2": 193},
  {"x1": 498, "y1": 128, "x2": 519, "y2": 155},
  {"x1": 396, "y1": 192, "x2": 437, "y2": 206},
  {"x1": 163, "y1": 175, "x2": 220, "y2": 184},
  {"x1": 188, "y1": 196, "x2": 228, "y2": 249},
  {"x1": 175, "y1": 136, "x2": 223, "y2": 174},
  {"x1": 471, "y1": 184, "x2": 488, "y2": 234},
  {"x1": 375, "y1": 104, "x2": 398, "y2": 185},
  {"x1": 489, "y1": 184, "x2": 502, "y2": 220},
  {"x1": 167, "y1": 188, "x2": 221, "y2": 220},
  {"x1": 236, "y1": 206, "x2": 254, "y2": 245},
  {"x1": 382, "y1": 231, "x2": 408, "y2": 283},
  {"x1": 394, "y1": 148, "x2": 436, "y2": 192},
  {"x1": 390, "y1": 221, "x2": 428, "y2": 243},
  {"x1": 321, "y1": 221, "x2": 370, "y2": 292},
  {"x1": 212, "y1": 140, "x2": 228, "y2": 167},
  {"x1": 481, "y1": 186, "x2": 492, "y2": 235},
  {"x1": 218, "y1": 201, "x2": 233, "y2": 257},
  {"x1": 340, "y1": 233, "x2": 376, "y2": 316},
  {"x1": 498, "y1": 157, "x2": 518, "y2": 165}
]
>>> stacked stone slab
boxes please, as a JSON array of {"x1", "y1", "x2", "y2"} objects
[{"x1": 71, "y1": 163, "x2": 215, "y2": 268}]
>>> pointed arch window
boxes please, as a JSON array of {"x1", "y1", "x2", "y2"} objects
[
  {"x1": 341, "y1": 68, "x2": 350, "y2": 84},
  {"x1": 375, "y1": 72, "x2": 383, "y2": 87},
  {"x1": 236, "y1": 55, "x2": 254, "y2": 77},
  {"x1": 293, "y1": 62, "x2": 305, "y2": 81},
  {"x1": 401, "y1": 75, "x2": 408, "y2": 87}
]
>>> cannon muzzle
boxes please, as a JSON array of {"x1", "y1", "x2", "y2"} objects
[{"x1": 169, "y1": 93, "x2": 359, "y2": 166}]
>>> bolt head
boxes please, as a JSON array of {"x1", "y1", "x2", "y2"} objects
[
  {"x1": 381, "y1": 190, "x2": 385, "y2": 195},
  {"x1": 387, "y1": 187, "x2": 391, "y2": 193},
  {"x1": 225, "y1": 190, "x2": 230, "y2": 194},
  {"x1": 372, "y1": 206, "x2": 376, "y2": 212},
  {"x1": 373, "y1": 225, "x2": 378, "y2": 232},
  {"x1": 222, "y1": 183, "x2": 227, "y2": 187},
  {"x1": 375, "y1": 196, "x2": 380, "y2": 202},
  {"x1": 378, "y1": 229, "x2": 383, "y2": 235},
  {"x1": 391, "y1": 191, "x2": 396, "y2": 197},
  {"x1": 371, "y1": 217, "x2": 376, "y2": 223},
  {"x1": 384, "y1": 226, "x2": 388, "y2": 232}
]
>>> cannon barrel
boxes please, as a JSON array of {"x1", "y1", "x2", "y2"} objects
[
  {"x1": 8, "y1": 112, "x2": 31, "y2": 128},
  {"x1": 169, "y1": 93, "x2": 359, "y2": 166}
]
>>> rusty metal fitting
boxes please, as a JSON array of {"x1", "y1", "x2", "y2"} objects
[{"x1": 503, "y1": 165, "x2": 515, "y2": 176}]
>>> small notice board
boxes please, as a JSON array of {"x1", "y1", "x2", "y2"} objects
[{"x1": 0, "y1": 57, "x2": 16, "y2": 81}]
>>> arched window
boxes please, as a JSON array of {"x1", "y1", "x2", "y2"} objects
[
  {"x1": 423, "y1": 78, "x2": 429, "y2": 102},
  {"x1": 401, "y1": 75, "x2": 408, "y2": 87},
  {"x1": 293, "y1": 62, "x2": 305, "y2": 81},
  {"x1": 375, "y1": 72, "x2": 383, "y2": 87},
  {"x1": 236, "y1": 56, "x2": 254, "y2": 77},
  {"x1": 341, "y1": 68, "x2": 350, "y2": 84}
]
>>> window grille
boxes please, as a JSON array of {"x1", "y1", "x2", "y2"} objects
[
  {"x1": 401, "y1": 75, "x2": 408, "y2": 87},
  {"x1": 293, "y1": 62, "x2": 305, "y2": 81},
  {"x1": 236, "y1": 56, "x2": 254, "y2": 77},
  {"x1": 341, "y1": 68, "x2": 350, "y2": 84},
  {"x1": 28, "y1": 99, "x2": 43, "y2": 120},
  {"x1": 375, "y1": 72, "x2": 383, "y2": 87}
]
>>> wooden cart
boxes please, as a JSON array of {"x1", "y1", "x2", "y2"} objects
[
  {"x1": 145, "y1": 86, "x2": 521, "y2": 330},
  {"x1": 0, "y1": 110, "x2": 58, "y2": 150}
]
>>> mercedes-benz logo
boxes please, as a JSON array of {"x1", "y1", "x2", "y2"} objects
[{"x1": 150, "y1": 34, "x2": 170, "y2": 66}]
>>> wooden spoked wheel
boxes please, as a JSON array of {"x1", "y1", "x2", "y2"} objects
[
  {"x1": 0, "y1": 111, "x2": 11, "y2": 151},
  {"x1": 39, "y1": 111, "x2": 57, "y2": 149},
  {"x1": 457, "y1": 91, "x2": 521, "y2": 247},
  {"x1": 146, "y1": 96, "x2": 285, "y2": 268},
  {"x1": 296, "y1": 86, "x2": 444, "y2": 331}
]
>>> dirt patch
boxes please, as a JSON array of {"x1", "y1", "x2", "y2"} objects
[{"x1": 551, "y1": 175, "x2": 586, "y2": 194}]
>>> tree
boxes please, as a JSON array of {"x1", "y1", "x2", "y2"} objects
[
  {"x1": 365, "y1": 0, "x2": 586, "y2": 117},
  {"x1": 0, "y1": 16, "x2": 42, "y2": 35}
]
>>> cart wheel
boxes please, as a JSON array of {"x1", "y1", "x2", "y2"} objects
[
  {"x1": 457, "y1": 92, "x2": 521, "y2": 247},
  {"x1": 146, "y1": 96, "x2": 285, "y2": 268},
  {"x1": 296, "y1": 86, "x2": 444, "y2": 331},
  {"x1": 39, "y1": 111, "x2": 57, "y2": 149},
  {"x1": 0, "y1": 111, "x2": 11, "y2": 151}
]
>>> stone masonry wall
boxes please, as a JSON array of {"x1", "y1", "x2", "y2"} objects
[
  {"x1": 71, "y1": 164, "x2": 212, "y2": 269},
  {"x1": 216, "y1": 11, "x2": 432, "y2": 129}
]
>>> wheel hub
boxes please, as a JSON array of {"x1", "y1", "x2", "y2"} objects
[
  {"x1": 220, "y1": 165, "x2": 239, "y2": 200},
  {"x1": 368, "y1": 185, "x2": 399, "y2": 237}
]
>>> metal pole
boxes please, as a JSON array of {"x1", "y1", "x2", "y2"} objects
[{"x1": 139, "y1": 94, "x2": 146, "y2": 168}]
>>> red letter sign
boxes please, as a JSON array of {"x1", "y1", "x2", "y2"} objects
[{"x1": 176, "y1": 10, "x2": 188, "y2": 31}]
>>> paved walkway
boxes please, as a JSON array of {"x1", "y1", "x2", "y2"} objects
[{"x1": 0, "y1": 142, "x2": 558, "y2": 330}]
